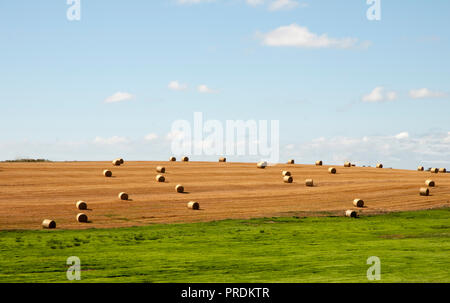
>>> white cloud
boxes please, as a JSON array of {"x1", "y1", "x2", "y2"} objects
[
  {"x1": 283, "y1": 131, "x2": 450, "y2": 169},
  {"x1": 198, "y1": 84, "x2": 218, "y2": 93},
  {"x1": 104, "y1": 92, "x2": 134, "y2": 103},
  {"x1": 285, "y1": 144, "x2": 295, "y2": 150},
  {"x1": 246, "y1": 0, "x2": 264, "y2": 6},
  {"x1": 93, "y1": 136, "x2": 129, "y2": 145},
  {"x1": 166, "y1": 130, "x2": 188, "y2": 140},
  {"x1": 168, "y1": 80, "x2": 188, "y2": 91},
  {"x1": 394, "y1": 132, "x2": 409, "y2": 140},
  {"x1": 409, "y1": 88, "x2": 446, "y2": 99},
  {"x1": 362, "y1": 86, "x2": 397, "y2": 103},
  {"x1": 259, "y1": 24, "x2": 361, "y2": 49},
  {"x1": 269, "y1": 0, "x2": 299, "y2": 11},
  {"x1": 144, "y1": 133, "x2": 158, "y2": 141}
]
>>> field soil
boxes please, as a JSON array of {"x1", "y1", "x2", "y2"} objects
[{"x1": 0, "y1": 161, "x2": 449, "y2": 230}]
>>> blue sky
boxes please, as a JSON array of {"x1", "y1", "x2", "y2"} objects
[{"x1": 0, "y1": 0, "x2": 449, "y2": 168}]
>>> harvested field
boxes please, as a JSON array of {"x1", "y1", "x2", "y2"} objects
[{"x1": 0, "y1": 161, "x2": 449, "y2": 230}]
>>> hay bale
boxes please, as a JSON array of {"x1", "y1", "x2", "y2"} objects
[
  {"x1": 344, "y1": 162, "x2": 351, "y2": 167},
  {"x1": 418, "y1": 166, "x2": 424, "y2": 171},
  {"x1": 42, "y1": 219, "x2": 56, "y2": 229},
  {"x1": 282, "y1": 171, "x2": 291, "y2": 176},
  {"x1": 103, "y1": 170, "x2": 112, "y2": 177},
  {"x1": 287, "y1": 159, "x2": 295, "y2": 164},
  {"x1": 187, "y1": 201, "x2": 199, "y2": 210},
  {"x1": 430, "y1": 168, "x2": 439, "y2": 173},
  {"x1": 76, "y1": 201, "x2": 87, "y2": 210},
  {"x1": 119, "y1": 158, "x2": 124, "y2": 164},
  {"x1": 353, "y1": 199, "x2": 364, "y2": 207},
  {"x1": 169, "y1": 156, "x2": 176, "y2": 161},
  {"x1": 257, "y1": 161, "x2": 267, "y2": 169},
  {"x1": 156, "y1": 166, "x2": 166, "y2": 173},
  {"x1": 305, "y1": 179, "x2": 314, "y2": 187},
  {"x1": 345, "y1": 210, "x2": 357, "y2": 218},
  {"x1": 175, "y1": 184, "x2": 184, "y2": 193},
  {"x1": 376, "y1": 163, "x2": 383, "y2": 168},
  {"x1": 328, "y1": 167, "x2": 337, "y2": 174},
  {"x1": 112, "y1": 159, "x2": 121, "y2": 166},
  {"x1": 118, "y1": 192, "x2": 129, "y2": 200},
  {"x1": 425, "y1": 180, "x2": 435, "y2": 187},
  {"x1": 419, "y1": 187, "x2": 429, "y2": 196},
  {"x1": 439, "y1": 168, "x2": 447, "y2": 173},
  {"x1": 283, "y1": 176, "x2": 293, "y2": 183},
  {"x1": 76, "y1": 213, "x2": 88, "y2": 223},
  {"x1": 219, "y1": 157, "x2": 226, "y2": 162},
  {"x1": 315, "y1": 160, "x2": 323, "y2": 166},
  {"x1": 156, "y1": 174, "x2": 165, "y2": 182},
  {"x1": 182, "y1": 156, "x2": 189, "y2": 162}
]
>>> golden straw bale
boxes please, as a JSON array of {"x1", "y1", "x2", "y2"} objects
[
  {"x1": 175, "y1": 184, "x2": 184, "y2": 193},
  {"x1": 118, "y1": 192, "x2": 129, "y2": 200},
  {"x1": 353, "y1": 199, "x2": 364, "y2": 207},
  {"x1": 419, "y1": 187, "x2": 430, "y2": 196},
  {"x1": 76, "y1": 201, "x2": 87, "y2": 210},
  {"x1": 283, "y1": 176, "x2": 293, "y2": 183},
  {"x1": 187, "y1": 201, "x2": 199, "y2": 210},
  {"x1": 76, "y1": 213, "x2": 88, "y2": 223},
  {"x1": 42, "y1": 219, "x2": 56, "y2": 229}
]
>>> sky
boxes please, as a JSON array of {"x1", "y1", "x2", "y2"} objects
[{"x1": 0, "y1": 0, "x2": 449, "y2": 169}]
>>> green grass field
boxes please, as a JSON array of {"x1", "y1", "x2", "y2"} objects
[{"x1": 0, "y1": 208, "x2": 449, "y2": 283}]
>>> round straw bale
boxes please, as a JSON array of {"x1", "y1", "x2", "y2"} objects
[
  {"x1": 419, "y1": 187, "x2": 429, "y2": 196},
  {"x1": 118, "y1": 192, "x2": 129, "y2": 200},
  {"x1": 376, "y1": 163, "x2": 383, "y2": 168},
  {"x1": 182, "y1": 156, "x2": 189, "y2": 162},
  {"x1": 283, "y1": 176, "x2": 293, "y2": 183},
  {"x1": 417, "y1": 166, "x2": 424, "y2": 171},
  {"x1": 219, "y1": 157, "x2": 226, "y2": 162},
  {"x1": 287, "y1": 159, "x2": 295, "y2": 164},
  {"x1": 328, "y1": 167, "x2": 337, "y2": 174},
  {"x1": 156, "y1": 174, "x2": 165, "y2": 182},
  {"x1": 345, "y1": 210, "x2": 357, "y2": 218},
  {"x1": 439, "y1": 168, "x2": 447, "y2": 173},
  {"x1": 305, "y1": 179, "x2": 314, "y2": 187},
  {"x1": 175, "y1": 184, "x2": 184, "y2": 193},
  {"x1": 187, "y1": 201, "x2": 200, "y2": 210},
  {"x1": 112, "y1": 159, "x2": 121, "y2": 166},
  {"x1": 169, "y1": 156, "x2": 176, "y2": 161},
  {"x1": 353, "y1": 199, "x2": 364, "y2": 207},
  {"x1": 315, "y1": 160, "x2": 323, "y2": 166},
  {"x1": 425, "y1": 180, "x2": 435, "y2": 187},
  {"x1": 344, "y1": 162, "x2": 351, "y2": 167},
  {"x1": 156, "y1": 166, "x2": 166, "y2": 173},
  {"x1": 103, "y1": 170, "x2": 112, "y2": 177},
  {"x1": 282, "y1": 171, "x2": 291, "y2": 176},
  {"x1": 76, "y1": 201, "x2": 87, "y2": 210},
  {"x1": 42, "y1": 219, "x2": 56, "y2": 229},
  {"x1": 257, "y1": 161, "x2": 267, "y2": 169},
  {"x1": 76, "y1": 213, "x2": 88, "y2": 223},
  {"x1": 430, "y1": 168, "x2": 438, "y2": 173},
  {"x1": 118, "y1": 158, "x2": 124, "y2": 164}
]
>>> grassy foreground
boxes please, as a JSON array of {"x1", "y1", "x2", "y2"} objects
[{"x1": 0, "y1": 208, "x2": 449, "y2": 283}]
